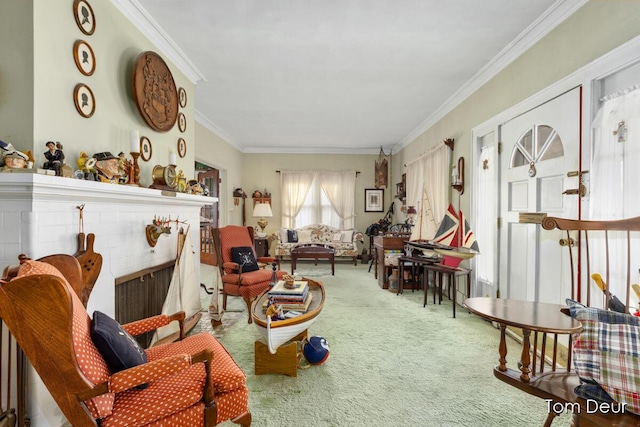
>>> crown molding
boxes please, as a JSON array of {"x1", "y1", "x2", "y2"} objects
[
  {"x1": 394, "y1": 0, "x2": 587, "y2": 152},
  {"x1": 195, "y1": 111, "x2": 244, "y2": 152},
  {"x1": 110, "y1": 0, "x2": 207, "y2": 84}
]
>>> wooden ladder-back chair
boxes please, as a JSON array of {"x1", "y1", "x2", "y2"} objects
[
  {"x1": 212, "y1": 225, "x2": 287, "y2": 323},
  {"x1": 0, "y1": 254, "x2": 251, "y2": 427},
  {"x1": 469, "y1": 216, "x2": 640, "y2": 427}
]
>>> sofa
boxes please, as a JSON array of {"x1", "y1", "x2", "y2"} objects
[{"x1": 274, "y1": 224, "x2": 364, "y2": 265}]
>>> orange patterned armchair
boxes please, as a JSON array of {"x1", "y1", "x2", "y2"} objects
[
  {"x1": 0, "y1": 255, "x2": 251, "y2": 427},
  {"x1": 212, "y1": 226, "x2": 287, "y2": 323}
]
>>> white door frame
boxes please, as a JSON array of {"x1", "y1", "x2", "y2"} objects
[{"x1": 470, "y1": 35, "x2": 640, "y2": 298}]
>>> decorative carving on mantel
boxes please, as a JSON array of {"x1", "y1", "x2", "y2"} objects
[{"x1": 132, "y1": 51, "x2": 179, "y2": 132}]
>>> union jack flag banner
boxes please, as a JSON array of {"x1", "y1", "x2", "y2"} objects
[
  {"x1": 459, "y1": 210, "x2": 479, "y2": 253},
  {"x1": 433, "y1": 204, "x2": 460, "y2": 247}
]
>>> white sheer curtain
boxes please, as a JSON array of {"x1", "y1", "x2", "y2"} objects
[
  {"x1": 317, "y1": 171, "x2": 357, "y2": 229},
  {"x1": 405, "y1": 143, "x2": 449, "y2": 239},
  {"x1": 280, "y1": 170, "x2": 315, "y2": 228},
  {"x1": 591, "y1": 85, "x2": 640, "y2": 219},
  {"x1": 589, "y1": 85, "x2": 640, "y2": 301},
  {"x1": 476, "y1": 145, "x2": 496, "y2": 285}
]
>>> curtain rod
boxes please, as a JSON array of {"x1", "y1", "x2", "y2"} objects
[
  {"x1": 276, "y1": 170, "x2": 360, "y2": 175},
  {"x1": 404, "y1": 141, "x2": 449, "y2": 167}
]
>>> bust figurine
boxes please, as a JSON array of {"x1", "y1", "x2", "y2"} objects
[
  {"x1": 93, "y1": 152, "x2": 120, "y2": 183},
  {"x1": 1, "y1": 151, "x2": 29, "y2": 172},
  {"x1": 43, "y1": 141, "x2": 65, "y2": 176}
]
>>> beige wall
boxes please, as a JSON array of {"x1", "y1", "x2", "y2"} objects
[
  {"x1": 392, "y1": 0, "x2": 640, "y2": 217},
  {"x1": 1, "y1": 1, "x2": 196, "y2": 184},
  {"x1": 241, "y1": 153, "x2": 391, "y2": 235}
]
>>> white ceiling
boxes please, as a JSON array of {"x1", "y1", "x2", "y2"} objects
[{"x1": 124, "y1": 0, "x2": 580, "y2": 154}]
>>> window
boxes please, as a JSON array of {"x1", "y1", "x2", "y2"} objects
[
  {"x1": 510, "y1": 124, "x2": 564, "y2": 168},
  {"x1": 295, "y1": 178, "x2": 340, "y2": 228}
]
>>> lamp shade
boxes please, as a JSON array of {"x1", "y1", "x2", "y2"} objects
[{"x1": 253, "y1": 202, "x2": 273, "y2": 218}]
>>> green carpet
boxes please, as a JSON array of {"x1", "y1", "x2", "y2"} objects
[{"x1": 201, "y1": 262, "x2": 572, "y2": 427}]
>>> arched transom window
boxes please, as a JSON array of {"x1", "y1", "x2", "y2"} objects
[{"x1": 510, "y1": 124, "x2": 564, "y2": 168}]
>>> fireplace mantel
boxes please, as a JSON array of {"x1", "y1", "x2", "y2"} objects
[{"x1": 0, "y1": 173, "x2": 216, "y2": 315}]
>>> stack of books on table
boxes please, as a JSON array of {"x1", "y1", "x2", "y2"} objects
[{"x1": 264, "y1": 280, "x2": 313, "y2": 312}]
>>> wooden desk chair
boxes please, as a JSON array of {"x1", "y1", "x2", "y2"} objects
[
  {"x1": 475, "y1": 216, "x2": 640, "y2": 426},
  {"x1": 212, "y1": 225, "x2": 287, "y2": 323},
  {"x1": 0, "y1": 254, "x2": 251, "y2": 427}
]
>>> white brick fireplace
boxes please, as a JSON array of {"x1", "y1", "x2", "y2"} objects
[{"x1": 0, "y1": 173, "x2": 216, "y2": 426}]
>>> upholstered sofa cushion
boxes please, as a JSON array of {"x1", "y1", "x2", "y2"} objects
[{"x1": 275, "y1": 224, "x2": 363, "y2": 260}]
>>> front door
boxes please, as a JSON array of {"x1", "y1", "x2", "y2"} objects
[{"x1": 499, "y1": 87, "x2": 582, "y2": 304}]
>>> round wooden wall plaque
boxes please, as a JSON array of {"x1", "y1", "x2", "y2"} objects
[{"x1": 132, "y1": 51, "x2": 178, "y2": 132}]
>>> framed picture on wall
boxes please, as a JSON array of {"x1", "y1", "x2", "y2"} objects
[
  {"x1": 140, "y1": 136, "x2": 152, "y2": 161},
  {"x1": 73, "y1": 0, "x2": 96, "y2": 36},
  {"x1": 73, "y1": 40, "x2": 96, "y2": 76},
  {"x1": 73, "y1": 83, "x2": 95, "y2": 118},
  {"x1": 365, "y1": 188, "x2": 384, "y2": 212}
]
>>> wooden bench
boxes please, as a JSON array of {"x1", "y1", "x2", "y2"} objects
[{"x1": 465, "y1": 216, "x2": 640, "y2": 426}]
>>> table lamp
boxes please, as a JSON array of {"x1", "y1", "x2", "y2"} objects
[{"x1": 253, "y1": 202, "x2": 272, "y2": 237}]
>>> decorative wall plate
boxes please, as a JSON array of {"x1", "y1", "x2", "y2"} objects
[
  {"x1": 178, "y1": 87, "x2": 187, "y2": 108},
  {"x1": 177, "y1": 138, "x2": 187, "y2": 158},
  {"x1": 132, "y1": 51, "x2": 178, "y2": 132},
  {"x1": 73, "y1": 83, "x2": 95, "y2": 118},
  {"x1": 73, "y1": 0, "x2": 95, "y2": 36},
  {"x1": 73, "y1": 40, "x2": 96, "y2": 76},
  {"x1": 140, "y1": 136, "x2": 152, "y2": 161},
  {"x1": 178, "y1": 112, "x2": 186, "y2": 132}
]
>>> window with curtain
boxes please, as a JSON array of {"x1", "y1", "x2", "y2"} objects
[
  {"x1": 281, "y1": 170, "x2": 357, "y2": 229},
  {"x1": 295, "y1": 179, "x2": 340, "y2": 228}
]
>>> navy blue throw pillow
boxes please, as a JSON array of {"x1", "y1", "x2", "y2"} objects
[
  {"x1": 231, "y1": 246, "x2": 260, "y2": 272},
  {"x1": 287, "y1": 230, "x2": 298, "y2": 243},
  {"x1": 91, "y1": 311, "x2": 148, "y2": 376}
]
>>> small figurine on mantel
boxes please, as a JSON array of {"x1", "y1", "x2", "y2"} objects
[
  {"x1": 176, "y1": 169, "x2": 187, "y2": 192},
  {"x1": 43, "y1": 141, "x2": 65, "y2": 176},
  {"x1": 1, "y1": 150, "x2": 29, "y2": 172},
  {"x1": 93, "y1": 152, "x2": 121, "y2": 183}
]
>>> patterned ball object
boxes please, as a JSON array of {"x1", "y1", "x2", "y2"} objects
[{"x1": 303, "y1": 336, "x2": 330, "y2": 365}]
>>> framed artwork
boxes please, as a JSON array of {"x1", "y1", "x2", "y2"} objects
[
  {"x1": 177, "y1": 112, "x2": 186, "y2": 132},
  {"x1": 140, "y1": 136, "x2": 152, "y2": 161},
  {"x1": 177, "y1": 138, "x2": 187, "y2": 158},
  {"x1": 73, "y1": 40, "x2": 96, "y2": 76},
  {"x1": 73, "y1": 0, "x2": 96, "y2": 36},
  {"x1": 73, "y1": 83, "x2": 95, "y2": 118},
  {"x1": 178, "y1": 87, "x2": 187, "y2": 108},
  {"x1": 365, "y1": 188, "x2": 384, "y2": 212}
]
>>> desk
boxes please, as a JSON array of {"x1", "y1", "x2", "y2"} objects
[
  {"x1": 291, "y1": 244, "x2": 335, "y2": 275},
  {"x1": 373, "y1": 235, "x2": 408, "y2": 288},
  {"x1": 463, "y1": 298, "x2": 582, "y2": 382}
]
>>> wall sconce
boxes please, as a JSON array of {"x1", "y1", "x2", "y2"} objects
[
  {"x1": 146, "y1": 215, "x2": 172, "y2": 247},
  {"x1": 452, "y1": 157, "x2": 464, "y2": 195}
]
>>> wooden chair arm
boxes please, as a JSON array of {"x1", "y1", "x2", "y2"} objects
[
  {"x1": 121, "y1": 312, "x2": 185, "y2": 339},
  {"x1": 76, "y1": 349, "x2": 214, "y2": 400}
]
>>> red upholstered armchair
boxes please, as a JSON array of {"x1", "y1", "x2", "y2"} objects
[
  {"x1": 0, "y1": 255, "x2": 251, "y2": 427},
  {"x1": 212, "y1": 226, "x2": 286, "y2": 323}
]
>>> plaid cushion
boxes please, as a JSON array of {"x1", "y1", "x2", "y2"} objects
[{"x1": 567, "y1": 299, "x2": 640, "y2": 414}]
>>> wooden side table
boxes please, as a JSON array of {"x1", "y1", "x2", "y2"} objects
[
  {"x1": 290, "y1": 244, "x2": 335, "y2": 275},
  {"x1": 422, "y1": 264, "x2": 471, "y2": 318},
  {"x1": 254, "y1": 237, "x2": 269, "y2": 258}
]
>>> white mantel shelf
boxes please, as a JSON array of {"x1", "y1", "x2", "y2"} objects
[{"x1": 0, "y1": 172, "x2": 216, "y2": 206}]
